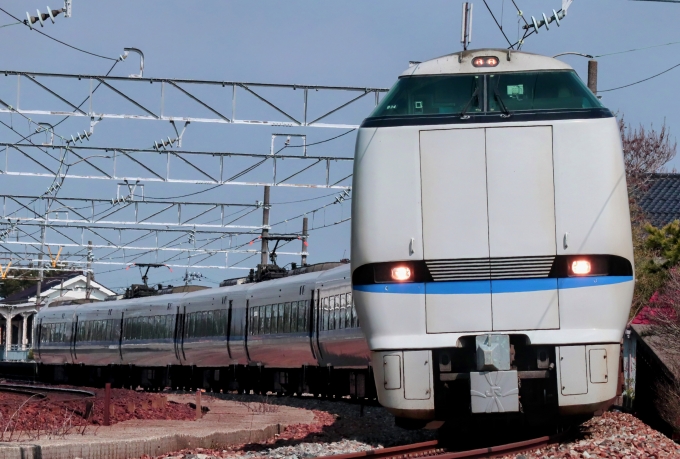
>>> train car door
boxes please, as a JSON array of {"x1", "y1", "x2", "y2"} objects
[
  {"x1": 118, "y1": 312, "x2": 124, "y2": 361},
  {"x1": 173, "y1": 306, "x2": 186, "y2": 363},
  {"x1": 36, "y1": 318, "x2": 42, "y2": 360},
  {"x1": 244, "y1": 300, "x2": 251, "y2": 362},
  {"x1": 224, "y1": 297, "x2": 232, "y2": 358},
  {"x1": 69, "y1": 315, "x2": 79, "y2": 363},
  {"x1": 311, "y1": 289, "x2": 323, "y2": 360},
  {"x1": 307, "y1": 289, "x2": 317, "y2": 359}
]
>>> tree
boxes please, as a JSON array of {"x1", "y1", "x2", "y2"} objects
[
  {"x1": 620, "y1": 116, "x2": 677, "y2": 202},
  {"x1": 620, "y1": 116, "x2": 678, "y2": 317}
]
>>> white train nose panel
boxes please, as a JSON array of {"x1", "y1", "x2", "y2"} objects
[
  {"x1": 486, "y1": 126, "x2": 556, "y2": 258},
  {"x1": 420, "y1": 126, "x2": 559, "y2": 333},
  {"x1": 486, "y1": 126, "x2": 559, "y2": 330},
  {"x1": 420, "y1": 129, "x2": 492, "y2": 333}
]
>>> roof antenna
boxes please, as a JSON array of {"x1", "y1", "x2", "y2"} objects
[{"x1": 460, "y1": 2, "x2": 473, "y2": 62}]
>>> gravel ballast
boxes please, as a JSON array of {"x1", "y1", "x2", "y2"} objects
[{"x1": 142, "y1": 394, "x2": 680, "y2": 459}]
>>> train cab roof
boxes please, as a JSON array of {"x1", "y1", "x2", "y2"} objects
[{"x1": 403, "y1": 49, "x2": 572, "y2": 76}]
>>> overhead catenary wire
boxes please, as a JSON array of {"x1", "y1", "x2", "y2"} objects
[
  {"x1": 594, "y1": 40, "x2": 680, "y2": 58},
  {"x1": 145, "y1": 130, "x2": 355, "y2": 201},
  {"x1": 600, "y1": 61, "x2": 680, "y2": 92},
  {"x1": 0, "y1": 7, "x2": 117, "y2": 61}
]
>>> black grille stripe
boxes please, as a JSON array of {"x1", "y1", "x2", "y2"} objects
[{"x1": 426, "y1": 256, "x2": 555, "y2": 281}]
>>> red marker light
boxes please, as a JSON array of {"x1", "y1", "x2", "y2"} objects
[
  {"x1": 571, "y1": 260, "x2": 592, "y2": 275},
  {"x1": 391, "y1": 266, "x2": 412, "y2": 281},
  {"x1": 472, "y1": 56, "x2": 500, "y2": 68}
]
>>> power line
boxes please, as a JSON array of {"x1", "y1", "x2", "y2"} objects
[
  {"x1": 284, "y1": 128, "x2": 357, "y2": 149},
  {"x1": 594, "y1": 40, "x2": 680, "y2": 58},
  {"x1": 600, "y1": 61, "x2": 680, "y2": 92},
  {"x1": 272, "y1": 191, "x2": 339, "y2": 205},
  {"x1": 0, "y1": 7, "x2": 117, "y2": 61}
]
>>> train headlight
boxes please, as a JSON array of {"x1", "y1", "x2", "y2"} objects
[
  {"x1": 570, "y1": 260, "x2": 591, "y2": 275},
  {"x1": 567, "y1": 257, "x2": 610, "y2": 277},
  {"x1": 391, "y1": 266, "x2": 412, "y2": 281}
]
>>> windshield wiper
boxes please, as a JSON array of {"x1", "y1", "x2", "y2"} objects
[
  {"x1": 459, "y1": 86, "x2": 480, "y2": 120},
  {"x1": 493, "y1": 86, "x2": 512, "y2": 118}
]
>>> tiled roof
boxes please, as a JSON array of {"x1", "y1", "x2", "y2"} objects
[
  {"x1": 638, "y1": 174, "x2": 680, "y2": 227},
  {"x1": 1, "y1": 272, "x2": 83, "y2": 304}
]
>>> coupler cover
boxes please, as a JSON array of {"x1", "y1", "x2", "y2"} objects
[{"x1": 470, "y1": 370, "x2": 519, "y2": 413}]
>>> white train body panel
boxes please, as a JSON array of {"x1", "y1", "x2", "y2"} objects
[{"x1": 351, "y1": 49, "x2": 634, "y2": 422}]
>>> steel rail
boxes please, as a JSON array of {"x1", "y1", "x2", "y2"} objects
[
  {"x1": 320, "y1": 432, "x2": 566, "y2": 459},
  {"x1": 325, "y1": 441, "x2": 444, "y2": 459},
  {"x1": 0, "y1": 383, "x2": 95, "y2": 401}
]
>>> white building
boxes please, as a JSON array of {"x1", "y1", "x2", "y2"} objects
[{"x1": 0, "y1": 272, "x2": 115, "y2": 359}]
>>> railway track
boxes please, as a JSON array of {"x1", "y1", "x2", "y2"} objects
[
  {"x1": 0, "y1": 383, "x2": 95, "y2": 402},
  {"x1": 322, "y1": 432, "x2": 565, "y2": 459}
]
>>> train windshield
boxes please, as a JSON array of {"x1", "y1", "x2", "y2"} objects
[
  {"x1": 371, "y1": 75, "x2": 483, "y2": 117},
  {"x1": 370, "y1": 71, "x2": 601, "y2": 118},
  {"x1": 487, "y1": 71, "x2": 602, "y2": 112}
]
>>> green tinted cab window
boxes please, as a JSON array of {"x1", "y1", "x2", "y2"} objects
[
  {"x1": 488, "y1": 71, "x2": 602, "y2": 112},
  {"x1": 370, "y1": 71, "x2": 600, "y2": 118},
  {"x1": 371, "y1": 75, "x2": 482, "y2": 117}
]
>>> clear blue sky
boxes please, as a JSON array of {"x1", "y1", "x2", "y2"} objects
[{"x1": 1, "y1": 0, "x2": 678, "y2": 292}]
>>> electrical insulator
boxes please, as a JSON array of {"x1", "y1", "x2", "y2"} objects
[{"x1": 24, "y1": 2, "x2": 70, "y2": 29}]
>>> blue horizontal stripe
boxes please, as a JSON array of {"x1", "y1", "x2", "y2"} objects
[
  {"x1": 491, "y1": 278, "x2": 557, "y2": 293},
  {"x1": 558, "y1": 276, "x2": 633, "y2": 289},
  {"x1": 353, "y1": 276, "x2": 633, "y2": 295},
  {"x1": 353, "y1": 283, "x2": 425, "y2": 294},
  {"x1": 426, "y1": 281, "x2": 490, "y2": 294}
]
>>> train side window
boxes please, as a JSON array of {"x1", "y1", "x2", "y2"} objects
[
  {"x1": 321, "y1": 297, "x2": 328, "y2": 331},
  {"x1": 187, "y1": 313, "x2": 194, "y2": 338},
  {"x1": 330, "y1": 296, "x2": 337, "y2": 330},
  {"x1": 250, "y1": 308, "x2": 257, "y2": 336},
  {"x1": 325, "y1": 297, "x2": 332, "y2": 331},
  {"x1": 335, "y1": 295, "x2": 341, "y2": 330},
  {"x1": 340, "y1": 293, "x2": 347, "y2": 329},
  {"x1": 340, "y1": 295, "x2": 346, "y2": 329},
  {"x1": 302, "y1": 301, "x2": 307, "y2": 332},
  {"x1": 158, "y1": 316, "x2": 166, "y2": 339},
  {"x1": 277, "y1": 303, "x2": 286, "y2": 333},
  {"x1": 283, "y1": 302, "x2": 291, "y2": 333},
  {"x1": 290, "y1": 301, "x2": 298, "y2": 333},
  {"x1": 255, "y1": 306, "x2": 262, "y2": 335},
  {"x1": 264, "y1": 304, "x2": 278, "y2": 335}
]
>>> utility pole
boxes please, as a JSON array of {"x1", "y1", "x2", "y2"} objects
[
  {"x1": 301, "y1": 217, "x2": 308, "y2": 267},
  {"x1": 588, "y1": 60, "x2": 598, "y2": 95},
  {"x1": 86, "y1": 240, "x2": 92, "y2": 299},
  {"x1": 35, "y1": 223, "x2": 46, "y2": 306},
  {"x1": 260, "y1": 186, "x2": 270, "y2": 271}
]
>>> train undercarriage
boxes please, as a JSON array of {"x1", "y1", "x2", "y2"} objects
[{"x1": 30, "y1": 364, "x2": 377, "y2": 400}]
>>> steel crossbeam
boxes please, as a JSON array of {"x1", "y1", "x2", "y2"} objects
[
  {"x1": 0, "y1": 70, "x2": 388, "y2": 129},
  {"x1": 0, "y1": 143, "x2": 354, "y2": 189},
  {"x1": 0, "y1": 194, "x2": 265, "y2": 230}
]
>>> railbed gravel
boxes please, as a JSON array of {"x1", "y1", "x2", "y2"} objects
[
  {"x1": 145, "y1": 394, "x2": 680, "y2": 459},
  {"x1": 145, "y1": 392, "x2": 435, "y2": 459}
]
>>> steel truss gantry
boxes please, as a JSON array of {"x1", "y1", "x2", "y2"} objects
[
  {"x1": 0, "y1": 143, "x2": 354, "y2": 189},
  {"x1": 0, "y1": 194, "x2": 266, "y2": 230},
  {"x1": 0, "y1": 70, "x2": 388, "y2": 129}
]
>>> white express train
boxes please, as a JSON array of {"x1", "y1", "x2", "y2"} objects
[
  {"x1": 351, "y1": 49, "x2": 634, "y2": 427},
  {"x1": 34, "y1": 262, "x2": 375, "y2": 398}
]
